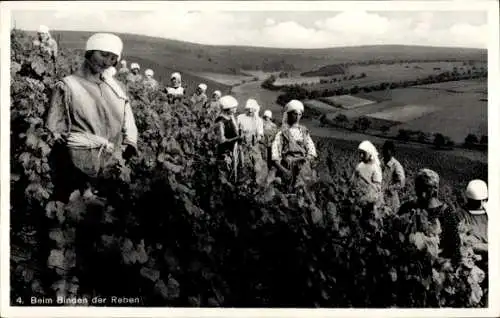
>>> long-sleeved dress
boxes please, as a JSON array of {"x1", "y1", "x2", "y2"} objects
[{"x1": 45, "y1": 70, "x2": 138, "y2": 200}]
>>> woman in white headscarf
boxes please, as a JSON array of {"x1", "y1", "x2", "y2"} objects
[
  {"x1": 236, "y1": 99, "x2": 267, "y2": 185},
  {"x1": 191, "y1": 83, "x2": 208, "y2": 106},
  {"x1": 261, "y1": 110, "x2": 278, "y2": 168},
  {"x1": 143, "y1": 69, "x2": 159, "y2": 90},
  {"x1": 33, "y1": 24, "x2": 58, "y2": 58},
  {"x1": 237, "y1": 99, "x2": 264, "y2": 145},
  {"x1": 351, "y1": 140, "x2": 383, "y2": 205},
  {"x1": 271, "y1": 100, "x2": 317, "y2": 190},
  {"x1": 214, "y1": 96, "x2": 243, "y2": 182},
  {"x1": 166, "y1": 72, "x2": 185, "y2": 98},
  {"x1": 45, "y1": 33, "x2": 138, "y2": 202},
  {"x1": 126, "y1": 63, "x2": 143, "y2": 84}
]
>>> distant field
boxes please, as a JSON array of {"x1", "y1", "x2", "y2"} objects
[
  {"x1": 366, "y1": 105, "x2": 439, "y2": 123},
  {"x1": 322, "y1": 95, "x2": 376, "y2": 110},
  {"x1": 413, "y1": 79, "x2": 487, "y2": 94},
  {"x1": 274, "y1": 77, "x2": 322, "y2": 86},
  {"x1": 272, "y1": 62, "x2": 485, "y2": 90},
  {"x1": 241, "y1": 70, "x2": 276, "y2": 80},
  {"x1": 196, "y1": 72, "x2": 255, "y2": 86},
  {"x1": 323, "y1": 79, "x2": 487, "y2": 143},
  {"x1": 303, "y1": 100, "x2": 339, "y2": 114}
]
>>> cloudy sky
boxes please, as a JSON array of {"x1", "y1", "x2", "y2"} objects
[{"x1": 10, "y1": 8, "x2": 489, "y2": 49}]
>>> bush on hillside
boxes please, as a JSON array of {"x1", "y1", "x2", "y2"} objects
[
  {"x1": 397, "y1": 130, "x2": 411, "y2": 142},
  {"x1": 335, "y1": 114, "x2": 349, "y2": 124},
  {"x1": 434, "y1": 133, "x2": 446, "y2": 149},
  {"x1": 10, "y1": 29, "x2": 487, "y2": 308},
  {"x1": 380, "y1": 126, "x2": 390, "y2": 135},
  {"x1": 479, "y1": 135, "x2": 487, "y2": 145},
  {"x1": 464, "y1": 134, "x2": 479, "y2": 147},
  {"x1": 353, "y1": 117, "x2": 371, "y2": 132}
]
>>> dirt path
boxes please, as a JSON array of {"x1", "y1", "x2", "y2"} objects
[{"x1": 231, "y1": 81, "x2": 487, "y2": 164}]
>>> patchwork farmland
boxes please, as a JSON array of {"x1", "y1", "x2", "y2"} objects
[
  {"x1": 271, "y1": 61, "x2": 485, "y2": 90},
  {"x1": 320, "y1": 79, "x2": 487, "y2": 143},
  {"x1": 320, "y1": 95, "x2": 376, "y2": 109}
]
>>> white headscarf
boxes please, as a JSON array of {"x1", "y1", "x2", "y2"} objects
[
  {"x1": 198, "y1": 83, "x2": 208, "y2": 92},
  {"x1": 219, "y1": 95, "x2": 238, "y2": 110},
  {"x1": 358, "y1": 140, "x2": 380, "y2": 167},
  {"x1": 263, "y1": 110, "x2": 272, "y2": 119},
  {"x1": 86, "y1": 33, "x2": 123, "y2": 60},
  {"x1": 245, "y1": 99, "x2": 261, "y2": 118},
  {"x1": 282, "y1": 100, "x2": 304, "y2": 127},
  {"x1": 171, "y1": 72, "x2": 182, "y2": 88},
  {"x1": 38, "y1": 25, "x2": 50, "y2": 34}
]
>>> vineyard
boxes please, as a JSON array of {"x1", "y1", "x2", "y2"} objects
[{"x1": 9, "y1": 29, "x2": 488, "y2": 308}]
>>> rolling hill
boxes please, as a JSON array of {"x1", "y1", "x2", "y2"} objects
[{"x1": 45, "y1": 30, "x2": 487, "y2": 76}]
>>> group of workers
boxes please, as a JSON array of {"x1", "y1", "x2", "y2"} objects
[
  {"x1": 116, "y1": 59, "x2": 217, "y2": 107},
  {"x1": 351, "y1": 138, "x2": 488, "y2": 264},
  {"x1": 40, "y1": 30, "x2": 488, "y2": 271}
]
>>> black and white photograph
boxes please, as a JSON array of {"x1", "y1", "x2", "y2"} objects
[{"x1": 1, "y1": 1, "x2": 499, "y2": 317}]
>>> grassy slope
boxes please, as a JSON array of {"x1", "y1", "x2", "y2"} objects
[
  {"x1": 125, "y1": 55, "x2": 231, "y2": 96},
  {"x1": 49, "y1": 30, "x2": 486, "y2": 75}
]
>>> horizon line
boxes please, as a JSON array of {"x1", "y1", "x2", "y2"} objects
[{"x1": 18, "y1": 28, "x2": 487, "y2": 51}]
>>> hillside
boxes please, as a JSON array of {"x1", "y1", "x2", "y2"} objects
[
  {"x1": 45, "y1": 30, "x2": 487, "y2": 75},
  {"x1": 126, "y1": 55, "x2": 231, "y2": 95}
]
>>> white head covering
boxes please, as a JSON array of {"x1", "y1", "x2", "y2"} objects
[
  {"x1": 285, "y1": 100, "x2": 304, "y2": 113},
  {"x1": 358, "y1": 140, "x2": 380, "y2": 166},
  {"x1": 130, "y1": 63, "x2": 140, "y2": 70},
  {"x1": 282, "y1": 100, "x2": 304, "y2": 126},
  {"x1": 263, "y1": 110, "x2": 272, "y2": 119},
  {"x1": 145, "y1": 69, "x2": 154, "y2": 77},
  {"x1": 86, "y1": 33, "x2": 123, "y2": 60},
  {"x1": 245, "y1": 99, "x2": 260, "y2": 111},
  {"x1": 198, "y1": 83, "x2": 208, "y2": 92},
  {"x1": 171, "y1": 72, "x2": 181, "y2": 80},
  {"x1": 213, "y1": 90, "x2": 222, "y2": 97},
  {"x1": 120, "y1": 60, "x2": 127, "y2": 65},
  {"x1": 38, "y1": 25, "x2": 50, "y2": 34},
  {"x1": 219, "y1": 95, "x2": 238, "y2": 110},
  {"x1": 466, "y1": 179, "x2": 488, "y2": 201}
]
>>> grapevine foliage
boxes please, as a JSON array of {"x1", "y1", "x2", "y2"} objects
[{"x1": 10, "y1": 29, "x2": 487, "y2": 308}]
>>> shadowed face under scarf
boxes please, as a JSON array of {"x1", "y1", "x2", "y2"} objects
[{"x1": 85, "y1": 50, "x2": 119, "y2": 75}]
